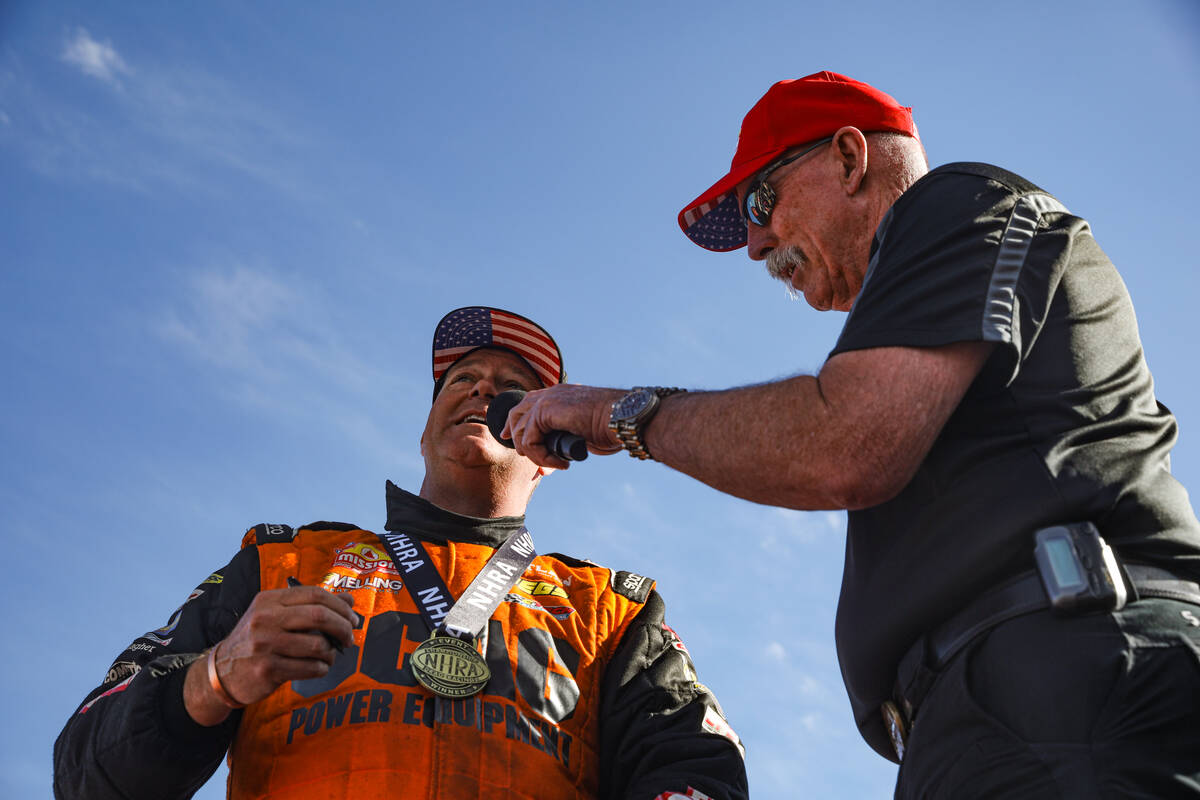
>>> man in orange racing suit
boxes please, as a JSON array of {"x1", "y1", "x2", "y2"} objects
[{"x1": 53, "y1": 306, "x2": 747, "y2": 800}]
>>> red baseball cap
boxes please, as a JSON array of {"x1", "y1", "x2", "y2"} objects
[{"x1": 678, "y1": 71, "x2": 919, "y2": 252}]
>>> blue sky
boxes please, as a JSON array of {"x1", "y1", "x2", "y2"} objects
[{"x1": 3, "y1": 2, "x2": 1198, "y2": 798}]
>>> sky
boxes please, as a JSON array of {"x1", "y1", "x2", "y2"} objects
[{"x1": 2, "y1": 1, "x2": 1198, "y2": 798}]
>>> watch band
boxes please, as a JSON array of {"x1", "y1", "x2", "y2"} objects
[{"x1": 610, "y1": 386, "x2": 686, "y2": 460}]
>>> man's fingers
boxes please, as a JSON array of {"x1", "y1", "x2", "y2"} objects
[
  {"x1": 276, "y1": 603, "x2": 356, "y2": 649},
  {"x1": 280, "y1": 585, "x2": 359, "y2": 623},
  {"x1": 280, "y1": 584, "x2": 362, "y2": 639},
  {"x1": 272, "y1": 630, "x2": 345, "y2": 662},
  {"x1": 241, "y1": 588, "x2": 356, "y2": 650},
  {"x1": 508, "y1": 393, "x2": 575, "y2": 469},
  {"x1": 223, "y1": 647, "x2": 338, "y2": 693}
]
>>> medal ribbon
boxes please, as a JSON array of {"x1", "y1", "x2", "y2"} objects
[{"x1": 374, "y1": 526, "x2": 538, "y2": 640}]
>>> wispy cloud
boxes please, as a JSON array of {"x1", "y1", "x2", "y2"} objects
[
  {"x1": 156, "y1": 263, "x2": 419, "y2": 470},
  {"x1": 12, "y1": 28, "x2": 318, "y2": 205},
  {"x1": 157, "y1": 264, "x2": 392, "y2": 392},
  {"x1": 61, "y1": 28, "x2": 129, "y2": 84}
]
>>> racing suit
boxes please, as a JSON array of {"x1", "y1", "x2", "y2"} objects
[{"x1": 53, "y1": 482, "x2": 747, "y2": 800}]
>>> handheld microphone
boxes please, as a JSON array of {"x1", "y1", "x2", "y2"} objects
[{"x1": 486, "y1": 390, "x2": 588, "y2": 462}]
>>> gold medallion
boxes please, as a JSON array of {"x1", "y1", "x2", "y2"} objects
[{"x1": 411, "y1": 634, "x2": 490, "y2": 698}]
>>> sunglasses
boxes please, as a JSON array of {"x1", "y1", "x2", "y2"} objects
[{"x1": 740, "y1": 137, "x2": 834, "y2": 227}]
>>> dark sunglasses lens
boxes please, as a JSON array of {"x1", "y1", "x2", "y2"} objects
[
  {"x1": 743, "y1": 190, "x2": 758, "y2": 225},
  {"x1": 744, "y1": 182, "x2": 774, "y2": 226}
]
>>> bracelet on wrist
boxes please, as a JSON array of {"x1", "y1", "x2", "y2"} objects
[{"x1": 206, "y1": 641, "x2": 246, "y2": 709}]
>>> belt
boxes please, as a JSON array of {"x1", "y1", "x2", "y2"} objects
[{"x1": 882, "y1": 564, "x2": 1200, "y2": 761}]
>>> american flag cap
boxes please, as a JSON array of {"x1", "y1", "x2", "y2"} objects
[
  {"x1": 431, "y1": 307, "x2": 565, "y2": 400},
  {"x1": 678, "y1": 71, "x2": 918, "y2": 252}
]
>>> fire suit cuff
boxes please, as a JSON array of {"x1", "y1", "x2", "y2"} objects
[{"x1": 155, "y1": 654, "x2": 240, "y2": 746}]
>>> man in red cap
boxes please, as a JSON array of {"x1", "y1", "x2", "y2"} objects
[
  {"x1": 503, "y1": 73, "x2": 1200, "y2": 796},
  {"x1": 54, "y1": 307, "x2": 747, "y2": 800}
]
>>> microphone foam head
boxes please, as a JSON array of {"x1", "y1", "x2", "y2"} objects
[{"x1": 486, "y1": 390, "x2": 526, "y2": 448}]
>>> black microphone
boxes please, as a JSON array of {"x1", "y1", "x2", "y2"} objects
[{"x1": 486, "y1": 390, "x2": 588, "y2": 462}]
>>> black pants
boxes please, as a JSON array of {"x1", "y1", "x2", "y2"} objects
[{"x1": 895, "y1": 598, "x2": 1200, "y2": 799}]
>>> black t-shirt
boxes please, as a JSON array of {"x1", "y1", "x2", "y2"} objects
[{"x1": 829, "y1": 162, "x2": 1200, "y2": 758}]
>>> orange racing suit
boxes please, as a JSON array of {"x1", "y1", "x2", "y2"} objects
[{"x1": 53, "y1": 483, "x2": 747, "y2": 799}]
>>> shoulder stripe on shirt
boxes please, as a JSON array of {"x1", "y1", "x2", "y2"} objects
[{"x1": 982, "y1": 193, "x2": 1069, "y2": 344}]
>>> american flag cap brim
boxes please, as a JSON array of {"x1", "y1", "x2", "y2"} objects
[
  {"x1": 431, "y1": 307, "x2": 565, "y2": 399},
  {"x1": 677, "y1": 148, "x2": 789, "y2": 252},
  {"x1": 678, "y1": 71, "x2": 917, "y2": 253}
]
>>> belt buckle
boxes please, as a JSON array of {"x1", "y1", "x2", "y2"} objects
[{"x1": 881, "y1": 700, "x2": 908, "y2": 762}]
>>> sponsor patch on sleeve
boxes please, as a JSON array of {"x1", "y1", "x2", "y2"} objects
[
  {"x1": 702, "y1": 705, "x2": 745, "y2": 758},
  {"x1": 143, "y1": 588, "x2": 205, "y2": 644},
  {"x1": 651, "y1": 788, "x2": 713, "y2": 800},
  {"x1": 103, "y1": 661, "x2": 141, "y2": 686},
  {"x1": 612, "y1": 570, "x2": 653, "y2": 603},
  {"x1": 662, "y1": 622, "x2": 691, "y2": 656},
  {"x1": 253, "y1": 522, "x2": 296, "y2": 544}
]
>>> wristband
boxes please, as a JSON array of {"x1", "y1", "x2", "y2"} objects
[{"x1": 206, "y1": 641, "x2": 246, "y2": 709}]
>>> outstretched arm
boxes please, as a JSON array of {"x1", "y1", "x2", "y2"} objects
[{"x1": 505, "y1": 341, "x2": 993, "y2": 510}]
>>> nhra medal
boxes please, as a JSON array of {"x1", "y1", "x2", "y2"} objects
[{"x1": 411, "y1": 632, "x2": 490, "y2": 698}]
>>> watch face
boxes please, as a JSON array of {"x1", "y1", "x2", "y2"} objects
[{"x1": 612, "y1": 387, "x2": 656, "y2": 421}]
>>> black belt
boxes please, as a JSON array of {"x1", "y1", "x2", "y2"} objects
[{"x1": 883, "y1": 564, "x2": 1200, "y2": 761}]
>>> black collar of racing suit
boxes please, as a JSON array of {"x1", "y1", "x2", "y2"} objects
[{"x1": 383, "y1": 480, "x2": 527, "y2": 549}]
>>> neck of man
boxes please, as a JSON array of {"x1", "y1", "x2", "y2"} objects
[{"x1": 417, "y1": 464, "x2": 534, "y2": 519}]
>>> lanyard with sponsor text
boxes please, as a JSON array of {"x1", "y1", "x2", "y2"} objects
[{"x1": 374, "y1": 526, "x2": 538, "y2": 641}]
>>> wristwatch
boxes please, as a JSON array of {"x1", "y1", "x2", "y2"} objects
[{"x1": 609, "y1": 386, "x2": 685, "y2": 460}]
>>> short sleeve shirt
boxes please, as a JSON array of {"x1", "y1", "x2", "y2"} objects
[{"x1": 828, "y1": 163, "x2": 1200, "y2": 758}]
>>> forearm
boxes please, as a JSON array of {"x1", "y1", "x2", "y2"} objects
[
  {"x1": 641, "y1": 378, "x2": 866, "y2": 510},
  {"x1": 640, "y1": 343, "x2": 994, "y2": 509},
  {"x1": 509, "y1": 343, "x2": 993, "y2": 510},
  {"x1": 184, "y1": 650, "x2": 237, "y2": 726}
]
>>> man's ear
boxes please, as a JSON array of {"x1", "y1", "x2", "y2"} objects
[{"x1": 832, "y1": 125, "x2": 869, "y2": 195}]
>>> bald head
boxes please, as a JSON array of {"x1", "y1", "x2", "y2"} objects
[{"x1": 862, "y1": 131, "x2": 929, "y2": 203}]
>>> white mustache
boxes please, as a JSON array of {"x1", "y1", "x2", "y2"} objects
[{"x1": 766, "y1": 246, "x2": 806, "y2": 300}]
